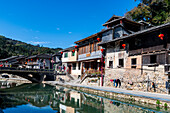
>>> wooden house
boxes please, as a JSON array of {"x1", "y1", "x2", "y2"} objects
[
  {"x1": 98, "y1": 15, "x2": 170, "y2": 93},
  {"x1": 25, "y1": 54, "x2": 52, "y2": 69},
  {"x1": 74, "y1": 33, "x2": 104, "y2": 76}
]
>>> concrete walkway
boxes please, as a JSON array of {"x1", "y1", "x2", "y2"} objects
[{"x1": 46, "y1": 81, "x2": 170, "y2": 102}]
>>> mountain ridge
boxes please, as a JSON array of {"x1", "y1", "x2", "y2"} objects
[{"x1": 0, "y1": 35, "x2": 62, "y2": 59}]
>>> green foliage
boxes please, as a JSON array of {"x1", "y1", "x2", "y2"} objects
[
  {"x1": 156, "y1": 100, "x2": 161, "y2": 106},
  {"x1": 125, "y1": 0, "x2": 170, "y2": 25},
  {"x1": 0, "y1": 35, "x2": 62, "y2": 59},
  {"x1": 164, "y1": 103, "x2": 168, "y2": 108}
]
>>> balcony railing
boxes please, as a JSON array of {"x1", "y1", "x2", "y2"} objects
[{"x1": 129, "y1": 45, "x2": 166, "y2": 56}]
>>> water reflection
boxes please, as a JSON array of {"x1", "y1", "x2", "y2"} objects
[{"x1": 0, "y1": 83, "x2": 169, "y2": 113}]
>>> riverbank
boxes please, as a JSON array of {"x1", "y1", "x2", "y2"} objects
[
  {"x1": 0, "y1": 77, "x2": 31, "y2": 83},
  {"x1": 46, "y1": 81, "x2": 170, "y2": 109}
]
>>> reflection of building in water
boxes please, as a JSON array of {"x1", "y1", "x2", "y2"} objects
[
  {"x1": 59, "y1": 91, "x2": 82, "y2": 113},
  {"x1": 1, "y1": 84, "x2": 168, "y2": 113},
  {"x1": 0, "y1": 81, "x2": 22, "y2": 89}
]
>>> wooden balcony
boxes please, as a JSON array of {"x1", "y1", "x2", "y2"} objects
[{"x1": 129, "y1": 45, "x2": 167, "y2": 56}]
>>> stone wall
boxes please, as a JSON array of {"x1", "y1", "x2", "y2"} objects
[{"x1": 104, "y1": 65, "x2": 168, "y2": 94}]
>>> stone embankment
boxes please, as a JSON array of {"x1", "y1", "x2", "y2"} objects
[
  {"x1": 46, "y1": 81, "x2": 170, "y2": 110},
  {"x1": 0, "y1": 78, "x2": 31, "y2": 83}
]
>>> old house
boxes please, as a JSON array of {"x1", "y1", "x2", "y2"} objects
[
  {"x1": 52, "y1": 52, "x2": 62, "y2": 71},
  {"x1": 25, "y1": 54, "x2": 52, "y2": 69},
  {"x1": 74, "y1": 33, "x2": 104, "y2": 76},
  {"x1": 0, "y1": 55, "x2": 26, "y2": 68},
  {"x1": 98, "y1": 15, "x2": 170, "y2": 94},
  {"x1": 60, "y1": 46, "x2": 81, "y2": 79}
]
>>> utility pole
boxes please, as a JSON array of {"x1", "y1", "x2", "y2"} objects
[{"x1": 147, "y1": 75, "x2": 149, "y2": 91}]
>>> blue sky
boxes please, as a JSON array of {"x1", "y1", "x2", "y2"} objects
[{"x1": 0, "y1": 0, "x2": 139, "y2": 49}]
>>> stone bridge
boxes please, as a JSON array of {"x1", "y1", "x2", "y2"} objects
[{"x1": 0, "y1": 67, "x2": 56, "y2": 83}]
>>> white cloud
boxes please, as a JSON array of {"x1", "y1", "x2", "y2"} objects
[
  {"x1": 68, "y1": 32, "x2": 72, "y2": 34},
  {"x1": 56, "y1": 28, "x2": 60, "y2": 30},
  {"x1": 29, "y1": 41, "x2": 50, "y2": 45},
  {"x1": 70, "y1": 44, "x2": 75, "y2": 47},
  {"x1": 34, "y1": 37, "x2": 39, "y2": 39}
]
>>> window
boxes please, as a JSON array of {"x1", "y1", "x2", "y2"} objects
[
  {"x1": 90, "y1": 44, "x2": 92, "y2": 53},
  {"x1": 119, "y1": 59, "x2": 124, "y2": 67},
  {"x1": 150, "y1": 55, "x2": 157, "y2": 63},
  {"x1": 72, "y1": 63, "x2": 76, "y2": 70},
  {"x1": 78, "y1": 62, "x2": 81, "y2": 70},
  {"x1": 93, "y1": 42, "x2": 96, "y2": 51},
  {"x1": 120, "y1": 41, "x2": 124, "y2": 49},
  {"x1": 64, "y1": 53, "x2": 68, "y2": 58},
  {"x1": 72, "y1": 52, "x2": 75, "y2": 56},
  {"x1": 131, "y1": 58, "x2": 136, "y2": 68},
  {"x1": 109, "y1": 61, "x2": 113, "y2": 68},
  {"x1": 97, "y1": 42, "x2": 100, "y2": 50}
]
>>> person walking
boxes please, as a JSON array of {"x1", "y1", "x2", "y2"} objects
[{"x1": 152, "y1": 82, "x2": 156, "y2": 92}]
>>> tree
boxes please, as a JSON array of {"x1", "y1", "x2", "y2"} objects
[{"x1": 125, "y1": 0, "x2": 170, "y2": 25}]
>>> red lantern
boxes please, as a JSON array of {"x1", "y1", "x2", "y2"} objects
[
  {"x1": 97, "y1": 38, "x2": 100, "y2": 41},
  {"x1": 6, "y1": 61, "x2": 7, "y2": 63},
  {"x1": 75, "y1": 45, "x2": 77, "y2": 48},
  {"x1": 107, "y1": 25, "x2": 109, "y2": 28},
  {"x1": 122, "y1": 44, "x2": 126, "y2": 49},
  {"x1": 158, "y1": 34, "x2": 164, "y2": 40},
  {"x1": 101, "y1": 48, "x2": 104, "y2": 53},
  {"x1": 31, "y1": 59, "x2": 33, "y2": 61},
  {"x1": 104, "y1": 61, "x2": 105, "y2": 63},
  {"x1": 61, "y1": 52, "x2": 63, "y2": 54},
  {"x1": 28, "y1": 59, "x2": 30, "y2": 61},
  {"x1": 72, "y1": 50, "x2": 75, "y2": 52}
]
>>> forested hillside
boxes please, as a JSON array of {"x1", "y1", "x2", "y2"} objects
[{"x1": 0, "y1": 35, "x2": 62, "y2": 59}]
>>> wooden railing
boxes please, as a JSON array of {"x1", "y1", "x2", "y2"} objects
[{"x1": 129, "y1": 45, "x2": 166, "y2": 56}]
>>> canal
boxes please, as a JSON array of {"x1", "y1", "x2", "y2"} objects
[{"x1": 0, "y1": 83, "x2": 169, "y2": 113}]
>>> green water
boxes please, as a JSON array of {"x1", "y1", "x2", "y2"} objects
[{"x1": 0, "y1": 83, "x2": 169, "y2": 113}]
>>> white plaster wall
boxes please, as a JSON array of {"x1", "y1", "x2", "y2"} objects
[
  {"x1": 105, "y1": 50, "x2": 128, "y2": 69},
  {"x1": 71, "y1": 62, "x2": 81, "y2": 76}
]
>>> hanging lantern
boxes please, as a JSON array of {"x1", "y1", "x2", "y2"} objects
[
  {"x1": 28, "y1": 59, "x2": 30, "y2": 62},
  {"x1": 75, "y1": 45, "x2": 77, "y2": 48},
  {"x1": 107, "y1": 25, "x2": 109, "y2": 28},
  {"x1": 158, "y1": 34, "x2": 164, "y2": 40},
  {"x1": 25, "y1": 62, "x2": 27, "y2": 64},
  {"x1": 6, "y1": 61, "x2": 7, "y2": 63},
  {"x1": 72, "y1": 50, "x2": 75, "y2": 52},
  {"x1": 31, "y1": 59, "x2": 33, "y2": 61},
  {"x1": 101, "y1": 48, "x2": 104, "y2": 53},
  {"x1": 61, "y1": 52, "x2": 63, "y2": 54},
  {"x1": 97, "y1": 38, "x2": 100, "y2": 41},
  {"x1": 104, "y1": 61, "x2": 105, "y2": 63},
  {"x1": 122, "y1": 44, "x2": 126, "y2": 49}
]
